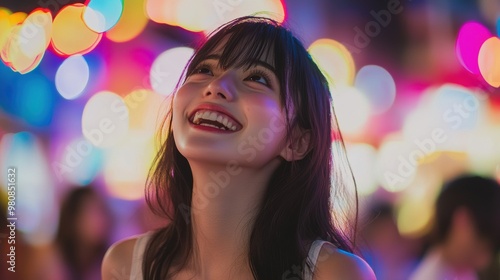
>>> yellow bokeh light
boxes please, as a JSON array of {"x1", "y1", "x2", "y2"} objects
[
  {"x1": 51, "y1": 4, "x2": 102, "y2": 56},
  {"x1": 146, "y1": 0, "x2": 177, "y2": 25},
  {"x1": 0, "y1": 9, "x2": 12, "y2": 52},
  {"x1": 124, "y1": 88, "x2": 167, "y2": 134},
  {"x1": 308, "y1": 38, "x2": 356, "y2": 86},
  {"x1": 1, "y1": 10, "x2": 52, "y2": 74},
  {"x1": 103, "y1": 131, "x2": 156, "y2": 200},
  {"x1": 397, "y1": 195, "x2": 433, "y2": 237},
  {"x1": 147, "y1": 0, "x2": 284, "y2": 33},
  {"x1": 0, "y1": 7, "x2": 11, "y2": 14},
  {"x1": 395, "y1": 173, "x2": 440, "y2": 238},
  {"x1": 201, "y1": 0, "x2": 285, "y2": 34},
  {"x1": 8, "y1": 12, "x2": 27, "y2": 25},
  {"x1": 478, "y1": 36, "x2": 500, "y2": 88},
  {"x1": 106, "y1": 0, "x2": 148, "y2": 42}
]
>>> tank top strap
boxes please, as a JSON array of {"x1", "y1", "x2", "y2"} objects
[
  {"x1": 303, "y1": 240, "x2": 328, "y2": 280},
  {"x1": 130, "y1": 234, "x2": 328, "y2": 280},
  {"x1": 130, "y1": 231, "x2": 154, "y2": 280}
]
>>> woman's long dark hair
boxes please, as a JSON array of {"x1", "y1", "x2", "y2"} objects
[{"x1": 143, "y1": 16, "x2": 358, "y2": 279}]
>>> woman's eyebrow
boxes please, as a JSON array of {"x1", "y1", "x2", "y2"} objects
[{"x1": 202, "y1": 54, "x2": 276, "y2": 73}]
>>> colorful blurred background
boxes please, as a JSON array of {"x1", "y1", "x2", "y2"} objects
[{"x1": 0, "y1": 0, "x2": 499, "y2": 279}]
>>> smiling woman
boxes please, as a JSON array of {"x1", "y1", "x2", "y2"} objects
[{"x1": 102, "y1": 16, "x2": 375, "y2": 280}]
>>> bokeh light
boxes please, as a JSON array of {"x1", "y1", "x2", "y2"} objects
[
  {"x1": 51, "y1": 4, "x2": 102, "y2": 56},
  {"x1": 465, "y1": 128, "x2": 500, "y2": 176},
  {"x1": 1, "y1": 1, "x2": 500, "y2": 268},
  {"x1": 396, "y1": 190, "x2": 433, "y2": 237},
  {"x1": 0, "y1": 8, "x2": 12, "y2": 52},
  {"x1": 497, "y1": 16, "x2": 500, "y2": 37},
  {"x1": 308, "y1": 39, "x2": 356, "y2": 87},
  {"x1": 0, "y1": 132, "x2": 57, "y2": 245},
  {"x1": 331, "y1": 86, "x2": 371, "y2": 136},
  {"x1": 432, "y1": 84, "x2": 482, "y2": 132},
  {"x1": 402, "y1": 84, "x2": 482, "y2": 146},
  {"x1": 54, "y1": 137, "x2": 104, "y2": 185},
  {"x1": 150, "y1": 47, "x2": 194, "y2": 96},
  {"x1": 145, "y1": 0, "x2": 175, "y2": 25},
  {"x1": 18, "y1": 10, "x2": 52, "y2": 57},
  {"x1": 456, "y1": 21, "x2": 492, "y2": 75},
  {"x1": 478, "y1": 36, "x2": 500, "y2": 88},
  {"x1": 106, "y1": 0, "x2": 148, "y2": 43},
  {"x1": 83, "y1": 0, "x2": 124, "y2": 33},
  {"x1": 14, "y1": 72, "x2": 55, "y2": 127},
  {"x1": 355, "y1": 65, "x2": 396, "y2": 114},
  {"x1": 376, "y1": 137, "x2": 417, "y2": 192},
  {"x1": 346, "y1": 143, "x2": 378, "y2": 196},
  {"x1": 124, "y1": 88, "x2": 166, "y2": 134},
  {"x1": 0, "y1": 7, "x2": 10, "y2": 15},
  {"x1": 147, "y1": 0, "x2": 284, "y2": 33},
  {"x1": 8, "y1": 11, "x2": 27, "y2": 25},
  {"x1": 81, "y1": 91, "x2": 129, "y2": 148},
  {"x1": 1, "y1": 9, "x2": 52, "y2": 74},
  {"x1": 55, "y1": 55, "x2": 90, "y2": 100},
  {"x1": 395, "y1": 168, "x2": 442, "y2": 238},
  {"x1": 103, "y1": 131, "x2": 155, "y2": 200}
]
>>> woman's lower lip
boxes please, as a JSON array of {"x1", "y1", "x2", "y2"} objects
[{"x1": 189, "y1": 122, "x2": 236, "y2": 133}]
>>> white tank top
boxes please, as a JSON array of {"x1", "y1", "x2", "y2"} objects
[{"x1": 129, "y1": 232, "x2": 328, "y2": 280}]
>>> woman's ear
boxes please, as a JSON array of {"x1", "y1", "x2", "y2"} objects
[{"x1": 280, "y1": 128, "x2": 311, "y2": 161}]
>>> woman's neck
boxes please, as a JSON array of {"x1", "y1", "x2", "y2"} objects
[{"x1": 185, "y1": 159, "x2": 280, "y2": 279}]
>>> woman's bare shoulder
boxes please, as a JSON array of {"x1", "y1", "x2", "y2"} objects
[
  {"x1": 101, "y1": 235, "x2": 140, "y2": 280},
  {"x1": 314, "y1": 242, "x2": 376, "y2": 280}
]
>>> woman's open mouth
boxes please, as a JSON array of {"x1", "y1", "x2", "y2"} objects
[{"x1": 189, "y1": 109, "x2": 242, "y2": 132}]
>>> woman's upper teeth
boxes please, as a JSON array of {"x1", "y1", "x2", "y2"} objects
[{"x1": 193, "y1": 110, "x2": 238, "y2": 131}]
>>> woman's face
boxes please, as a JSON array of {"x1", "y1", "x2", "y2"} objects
[
  {"x1": 172, "y1": 45, "x2": 290, "y2": 169},
  {"x1": 76, "y1": 196, "x2": 110, "y2": 245}
]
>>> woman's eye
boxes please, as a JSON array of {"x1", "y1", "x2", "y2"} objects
[
  {"x1": 194, "y1": 67, "x2": 212, "y2": 75},
  {"x1": 246, "y1": 74, "x2": 269, "y2": 86}
]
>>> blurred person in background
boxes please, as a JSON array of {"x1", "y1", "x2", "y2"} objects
[
  {"x1": 29, "y1": 186, "x2": 112, "y2": 280},
  {"x1": 56, "y1": 186, "x2": 112, "y2": 280},
  {"x1": 409, "y1": 175, "x2": 500, "y2": 280},
  {"x1": 359, "y1": 202, "x2": 422, "y2": 280}
]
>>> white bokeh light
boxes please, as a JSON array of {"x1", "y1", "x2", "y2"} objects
[
  {"x1": 150, "y1": 47, "x2": 194, "y2": 96},
  {"x1": 82, "y1": 91, "x2": 129, "y2": 148},
  {"x1": 55, "y1": 55, "x2": 90, "y2": 100}
]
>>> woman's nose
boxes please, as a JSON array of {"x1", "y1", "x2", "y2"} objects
[{"x1": 204, "y1": 72, "x2": 236, "y2": 101}]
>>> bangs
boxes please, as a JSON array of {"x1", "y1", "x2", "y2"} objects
[
  {"x1": 186, "y1": 17, "x2": 288, "y2": 83},
  {"x1": 214, "y1": 23, "x2": 276, "y2": 71}
]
